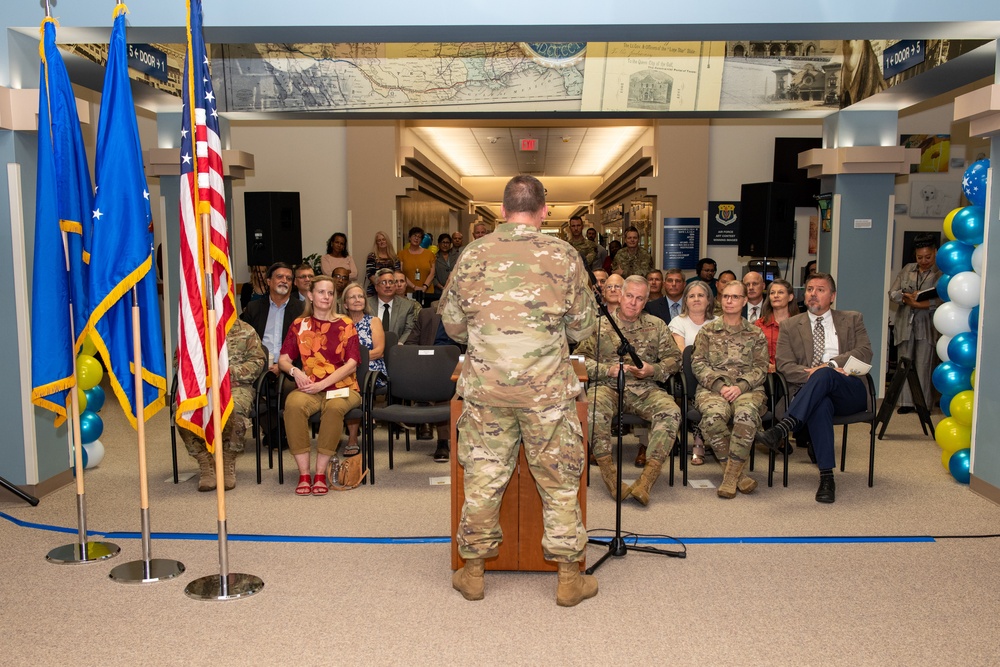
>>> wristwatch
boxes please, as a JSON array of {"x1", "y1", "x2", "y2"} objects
[{"x1": 827, "y1": 361, "x2": 836, "y2": 368}]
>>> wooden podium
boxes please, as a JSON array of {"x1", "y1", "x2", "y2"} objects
[{"x1": 449, "y1": 361, "x2": 589, "y2": 572}]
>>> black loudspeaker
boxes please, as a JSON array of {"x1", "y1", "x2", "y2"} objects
[
  {"x1": 738, "y1": 182, "x2": 796, "y2": 258},
  {"x1": 773, "y1": 137, "x2": 822, "y2": 207},
  {"x1": 244, "y1": 192, "x2": 302, "y2": 267}
]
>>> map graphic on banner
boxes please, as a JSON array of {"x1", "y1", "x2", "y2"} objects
[
  {"x1": 581, "y1": 42, "x2": 726, "y2": 112},
  {"x1": 216, "y1": 42, "x2": 585, "y2": 112}
]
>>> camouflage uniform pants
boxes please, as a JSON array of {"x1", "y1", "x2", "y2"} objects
[
  {"x1": 456, "y1": 400, "x2": 586, "y2": 563},
  {"x1": 590, "y1": 385, "x2": 681, "y2": 463},
  {"x1": 284, "y1": 389, "x2": 362, "y2": 457},
  {"x1": 694, "y1": 389, "x2": 765, "y2": 461},
  {"x1": 179, "y1": 385, "x2": 256, "y2": 456}
]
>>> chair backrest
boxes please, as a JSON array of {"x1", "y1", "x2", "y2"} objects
[
  {"x1": 383, "y1": 345, "x2": 460, "y2": 403},
  {"x1": 682, "y1": 345, "x2": 698, "y2": 398},
  {"x1": 356, "y1": 345, "x2": 370, "y2": 388},
  {"x1": 383, "y1": 330, "x2": 399, "y2": 350}
]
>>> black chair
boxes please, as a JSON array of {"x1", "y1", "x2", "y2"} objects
[
  {"x1": 367, "y1": 345, "x2": 460, "y2": 479},
  {"x1": 767, "y1": 372, "x2": 878, "y2": 487},
  {"x1": 610, "y1": 372, "x2": 684, "y2": 487},
  {"x1": 169, "y1": 368, "x2": 268, "y2": 484}
]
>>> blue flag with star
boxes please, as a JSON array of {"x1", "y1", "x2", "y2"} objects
[
  {"x1": 31, "y1": 18, "x2": 94, "y2": 426},
  {"x1": 87, "y1": 5, "x2": 166, "y2": 426}
]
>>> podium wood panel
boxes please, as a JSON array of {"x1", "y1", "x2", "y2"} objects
[{"x1": 450, "y1": 361, "x2": 588, "y2": 572}]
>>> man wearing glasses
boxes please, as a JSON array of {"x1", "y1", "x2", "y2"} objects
[{"x1": 367, "y1": 267, "x2": 416, "y2": 344}]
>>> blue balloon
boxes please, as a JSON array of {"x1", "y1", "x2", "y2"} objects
[
  {"x1": 969, "y1": 305, "x2": 979, "y2": 333},
  {"x1": 79, "y1": 411, "x2": 103, "y2": 445},
  {"x1": 71, "y1": 446, "x2": 89, "y2": 476},
  {"x1": 949, "y1": 448, "x2": 971, "y2": 484},
  {"x1": 952, "y1": 206, "x2": 985, "y2": 246},
  {"x1": 936, "y1": 273, "x2": 952, "y2": 302},
  {"x1": 948, "y1": 332, "x2": 978, "y2": 369},
  {"x1": 963, "y1": 159, "x2": 990, "y2": 207},
  {"x1": 932, "y1": 361, "x2": 973, "y2": 395},
  {"x1": 936, "y1": 240, "x2": 974, "y2": 276},
  {"x1": 420, "y1": 233, "x2": 432, "y2": 249},
  {"x1": 940, "y1": 392, "x2": 957, "y2": 417},
  {"x1": 84, "y1": 386, "x2": 105, "y2": 413}
]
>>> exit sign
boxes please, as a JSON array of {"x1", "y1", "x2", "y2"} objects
[{"x1": 520, "y1": 138, "x2": 538, "y2": 151}]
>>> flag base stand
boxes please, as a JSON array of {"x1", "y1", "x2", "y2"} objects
[
  {"x1": 109, "y1": 557, "x2": 185, "y2": 583},
  {"x1": 184, "y1": 572, "x2": 264, "y2": 601},
  {"x1": 46, "y1": 540, "x2": 120, "y2": 564}
]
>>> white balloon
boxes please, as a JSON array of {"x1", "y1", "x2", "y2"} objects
[
  {"x1": 83, "y1": 439, "x2": 105, "y2": 468},
  {"x1": 936, "y1": 335, "x2": 953, "y2": 362},
  {"x1": 947, "y1": 271, "x2": 982, "y2": 308},
  {"x1": 971, "y1": 244, "x2": 984, "y2": 275},
  {"x1": 934, "y1": 302, "x2": 973, "y2": 337}
]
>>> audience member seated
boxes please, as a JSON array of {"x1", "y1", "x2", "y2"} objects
[
  {"x1": 756, "y1": 273, "x2": 873, "y2": 504},
  {"x1": 591, "y1": 269, "x2": 608, "y2": 298},
  {"x1": 688, "y1": 257, "x2": 718, "y2": 295},
  {"x1": 178, "y1": 318, "x2": 267, "y2": 492},
  {"x1": 646, "y1": 269, "x2": 664, "y2": 301},
  {"x1": 394, "y1": 269, "x2": 421, "y2": 317},
  {"x1": 602, "y1": 273, "x2": 624, "y2": 316},
  {"x1": 712, "y1": 270, "x2": 736, "y2": 316},
  {"x1": 742, "y1": 271, "x2": 766, "y2": 323},
  {"x1": 612, "y1": 226, "x2": 653, "y2": 278},
  {"x1": 239, "y1": 264, "x2": 268, "y2": 312},
  {"x1": 331, "y1": 267, "x2": 351, "y2": 306},
  {"x1": 576, "y1": 276, "x2": 682, "y2": 505},
  {"x1": 340, "y1": 281, "x2": 386, "y2": 457},
  {"x1": 691, "y1": 280, "x2": 768, "y2": 498},
  {"x1": 668, "y1": 279, "x2": 715, "y2": 464},
  {"x1": 293, "y1": 264, "x2": 315, "y2": 303},
  {"x1": 368, "y1": 267, "x2": 416, "y2": 344},
  {"x1": 398, "y1": 226, "x2": 436, "y2": 306},
  {"x1": 645, "y1": 267, "x2": 685, "y2": 324},
  {"x1": 321, "y1": 232, "x2": 358, "y2": 279},
  {"x1": 365, "y1": 230, "x2": 401, "y2": 296},
  {"x1": 278, "y1": 275, "x2": 363, "y2": 497},
  {"x1": 755, "y1": 278, "x2": 798, "y2": 373}
]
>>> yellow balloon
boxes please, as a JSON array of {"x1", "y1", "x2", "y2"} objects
[
  {"x1": 76, "y1": 354, "x2": 104, "y2": 391},
  {"x1": 429, "y1": 245, "x2": 439, "y2": 255},
  {"x1": 950, "y1": 390, "x2": 975, "y2": 427},
  {"x1": 970, "y1": 369, "x2": 976, "y2": 387},
  {"x1": 79, "y1": 334, "x2": 97, "y2": 358},
  {"x1": 77, "y1": 387, "x2": 88, "y2": 413},
  {"x1": 943, "y1": 207, "x2": 961, "y2": 241},
  {"x1": 941, "y1": 447, "x2": 955, "y2": 470},
  {"x1": 934, "y1": 417, "x2": 971, "y2": 452}
]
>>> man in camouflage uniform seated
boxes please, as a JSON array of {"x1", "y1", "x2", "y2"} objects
[
  {"x1": 441, "y1": 174, "x2": 599, "y2": 607},
  {"x1": 577, "y1": 275, "x2": 682, "y2": 506},
  {"x1": 691, "y1": 280, "x2": 769, "y2": 498},
  {"x1": 179, "y1": 318, "x2": 267, "y2": 492}
]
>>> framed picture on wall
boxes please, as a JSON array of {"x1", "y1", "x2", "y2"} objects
[{"x1": 908, "y1": 179, "x2": 960, "y2": 218}]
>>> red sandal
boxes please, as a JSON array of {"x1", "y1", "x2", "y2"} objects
[
  {"x1": 311, "y1": 474, "x2": 329, "y2": 496},
  {"x1": 295, "y1": 474, "x2": 312, "y2": 496}
]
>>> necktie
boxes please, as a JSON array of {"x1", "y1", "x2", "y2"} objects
[
  {"x1": 670, "y1": 302, "x2": 680, "y2": 319},
  {"x1": 382, "y1": 303, "x2": 391, "y2": 330},
  {"x1": 812, "y1": 317, "x2": 825, "y2": 366},
  {"x1": 751, "y1": 306, "x2": 758, "y2": 321}
]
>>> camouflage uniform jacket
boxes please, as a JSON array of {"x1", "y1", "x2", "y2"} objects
[
  {"x1": 227, "y1": 318, "x2": 268, "y2": 389},
  {"x1": 577, "y1": 311, "x2": 681, "y2": 392},
  {"x1": 440, "y1": 222, "x2": 597, "y2": 408},
  {"x1": 691, "y1": 317, "x2": 768, "y2": 395},
  {"x1": 567, "y1": 236, "x2": 599, "y2": 269},
  {"x1": 611, "y1": 246, "x2": 653, "y2": 278}
]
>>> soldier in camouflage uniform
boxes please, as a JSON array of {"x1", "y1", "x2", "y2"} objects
[
  {"x1": 691, "y1": 280, "x2": 769, "y2": 499},
  {"x1": 179, "y1": 317, "x2": 267, "y2": 492},
  {"x1": 566, "y1": 215, "x2": 599, "y2": 269},
  {"x1": 576, "y1": 275, "x2": 682, "y2": 505},
  {"x1": 611, "y1": 226, "x2": 653, "y2": 278},
  {"x1": 440, "y1": 174, "x2": 599, "y2": 607}
]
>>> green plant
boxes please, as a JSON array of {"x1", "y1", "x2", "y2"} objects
[{"x1": 301, "y1": 253, "x2": 322, "y2": 274}]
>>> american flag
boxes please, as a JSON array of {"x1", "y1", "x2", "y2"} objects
[{"x1": 175, "y1": 0, "x2": 235, "y2": 451}]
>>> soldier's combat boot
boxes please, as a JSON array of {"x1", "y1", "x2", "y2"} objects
[
  {"x1": 556, "y1": 562, "x2": 598, "y2": 607},
  {"x1": 222, "y1": 450, "x2": 237, "y2": 491},
  {"x1": 627, "y1": 459, "x2": 663, "y2": 506},
  {"x1": 452, "y1": 558, "x2": 485, "y2": 601},
  {"x1": 737, "y1": 471, "x2": 757, "y2": 494},
  {"x1": 595, "y1": 455, "x2": 629, "y2": 500},
  {"x1": 194, "y1": 450, "x2": 216, "y2": 492},
  {"x1": 718, "y1": 457, "x2": 747, "y2": 499}
]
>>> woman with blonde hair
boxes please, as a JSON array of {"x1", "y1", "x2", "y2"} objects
[
  {"x1": 340, "y1": 281, "x2": 387, "y2": 456},
  {"x1": 278, "y1": 275, "x2": 362, "y2": 496},
  {"x1": 365, "y1": 230, "x2": 400, "y2": 296}
]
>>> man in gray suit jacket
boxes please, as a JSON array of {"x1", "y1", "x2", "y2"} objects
[
  {"x1": 367, "y1": 267, "x2": 416, "y2": 344},
  {"x1": 756, "y1": 273, "x2": 872, "y2": 504}
]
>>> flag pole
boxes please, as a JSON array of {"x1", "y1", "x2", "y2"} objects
[
  {"x1": 185, "y1": 212, "x2": 264, "y2": 601},
  {"x1": 45, "y1": 247, "x2": 119, "y2": 564},
  {"x1": 108, "y1": 287, "x2": 185, "y2": 583}
]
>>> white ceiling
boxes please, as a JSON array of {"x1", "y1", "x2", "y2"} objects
[{"x1": 408, "y1": 123, "x2": 650, "y2": 178}]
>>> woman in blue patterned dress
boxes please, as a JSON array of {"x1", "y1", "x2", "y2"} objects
[{"x1": 341, "y1": 282, "x2": 386, "y2": 456}]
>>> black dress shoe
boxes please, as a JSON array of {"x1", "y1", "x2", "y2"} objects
[
  {"x1": 816, "y1": 475, "x2": 836, "y2": 503},
  {"x1": 417, "y1": 424, "x2": 434, "y2": 440},
  {"x1": 433, "y1": 441, "x2": 449, "y2": 462},
  {"x1": 755, "y1": 426, "x2": 788, "y2": 454},
  {"x1": 896, "y1": 406, "x2": 915, "y2": 415}
]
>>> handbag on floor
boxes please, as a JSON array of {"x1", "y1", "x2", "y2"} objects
[{"x1": 326, "y1": 454, "x2": 369, "y2": 490}]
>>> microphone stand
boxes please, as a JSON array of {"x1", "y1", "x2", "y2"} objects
[{"x1": 585, "y1": 289, "x2": 684, "y2": 574}]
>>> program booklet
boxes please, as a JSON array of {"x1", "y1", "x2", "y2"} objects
[{"x1": 843, "y1": 356, "x2": 872, "y2": 376}]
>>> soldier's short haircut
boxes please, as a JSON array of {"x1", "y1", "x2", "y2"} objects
[
  {"x1": 623, "y1": 274, "x2": 649, "y2": 295},
  {"x1": 503, "y1": 174, "x2": 546, "y2": 214},
  {"x1": 722, "y1": 280, "x2": 747, "y2": 297},
  {"x1": 569, "y1": 215, "x2": 583, "y2": 223},
  {"x1": 806, "y1": 272, "x2": 837, "y2": 292},
  {"x1": 646, "y1": 269, "x2": 663, "y2": 279},
  {"x1": 663, "y1": 268, "x2": 684, "y2": 279},
  {"x1": 624, "y1": 225, "x2": 640, "y2": 237}
]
